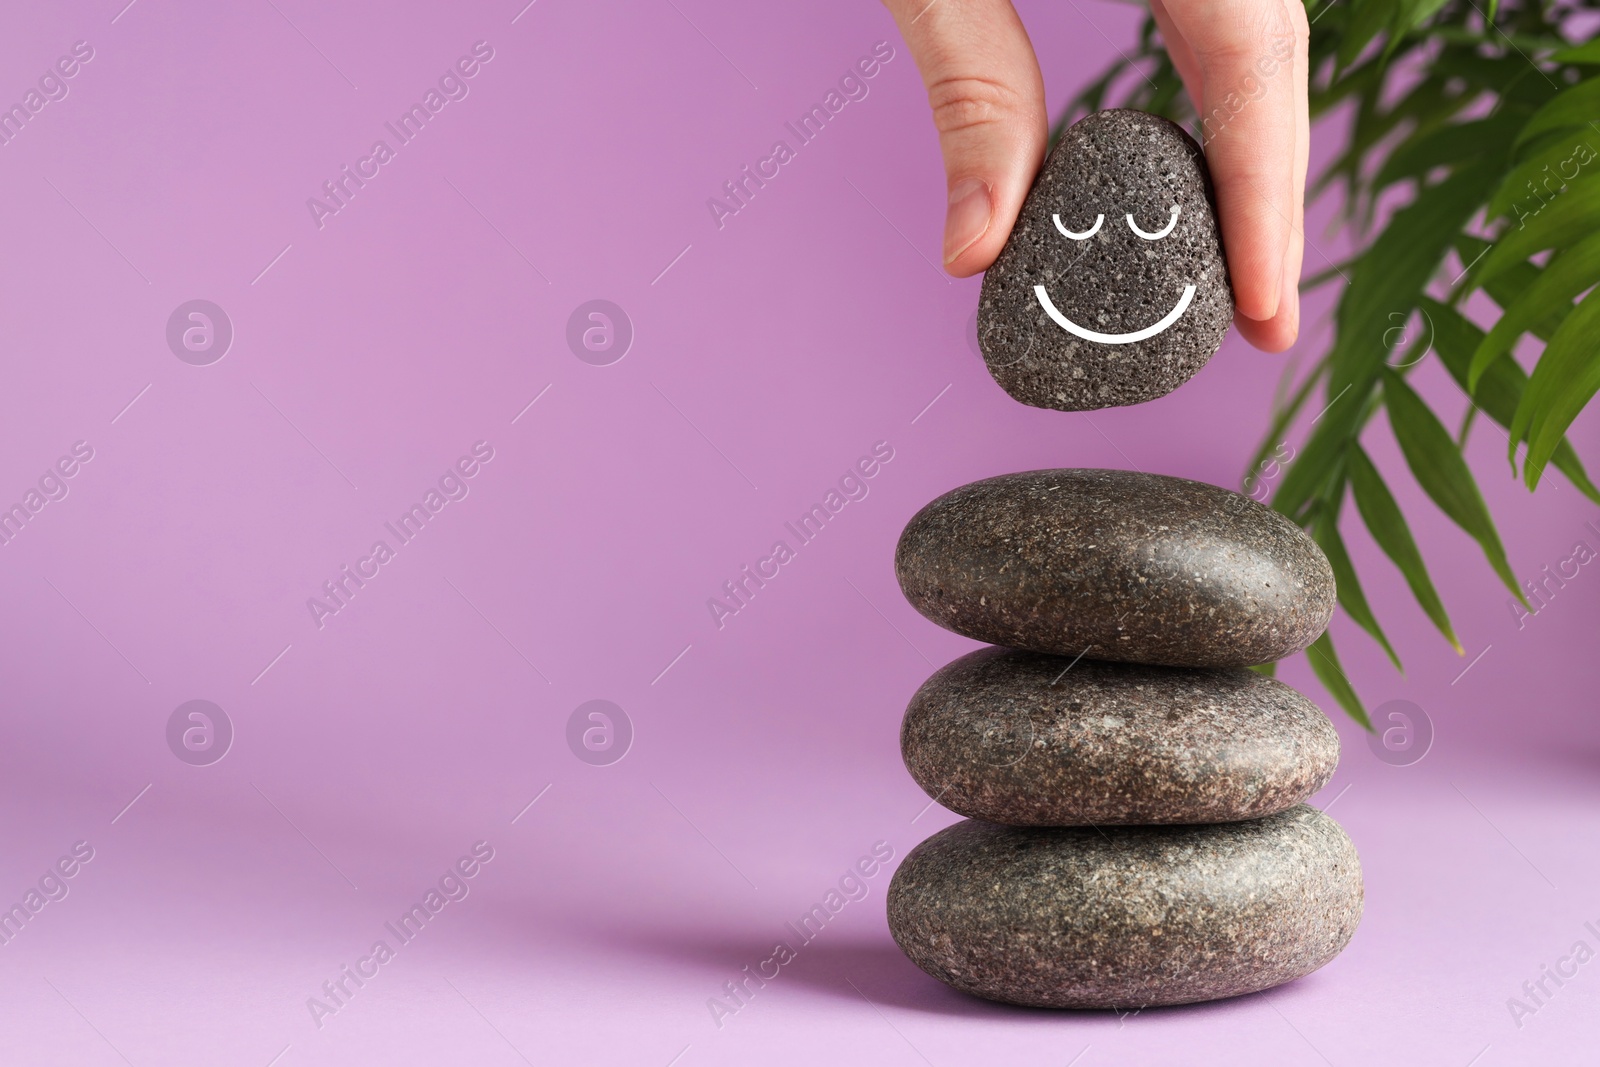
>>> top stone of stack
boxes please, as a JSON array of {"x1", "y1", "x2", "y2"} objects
[
  {"x1": 977, "y1": 109, "x2": 1233, "y2": 411},
  {"x1": 895, "y1": 469, "x2": 1336, "y2": 668}
]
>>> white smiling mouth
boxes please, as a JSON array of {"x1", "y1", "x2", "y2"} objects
[{"x1": 1034, "y1": 284, "x2": 1197, "y2": 344}]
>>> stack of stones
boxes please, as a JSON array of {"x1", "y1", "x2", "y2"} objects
[
  {"x1": 885, "y1": 470, "x2": 1364, "y2": 1008},
  {"x1": 882, "y1": 111, "x2": 1362, "y2": 1009}
]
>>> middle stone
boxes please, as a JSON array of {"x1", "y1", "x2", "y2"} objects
[{"x1": 902, "y1": 646, "x2": 1338, "y2": 825}]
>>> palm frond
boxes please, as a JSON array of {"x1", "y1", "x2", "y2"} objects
[{"x1": 1071, "y1": 0, "x2": 1600, "y2": 723}]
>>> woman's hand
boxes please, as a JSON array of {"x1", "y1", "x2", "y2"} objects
[{"x1": 883, "y1": 0, "x2": 1311, "y2": 352}]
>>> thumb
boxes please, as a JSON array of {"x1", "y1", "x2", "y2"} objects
[{"x1": 883, "y1": 0, "x2": 1048, "y2": 277}]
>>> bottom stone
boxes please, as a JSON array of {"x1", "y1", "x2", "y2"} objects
[{"x1": 887, "y1": 805, "x2": 1361, "y2": 1008}]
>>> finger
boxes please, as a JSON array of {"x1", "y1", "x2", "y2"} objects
[
  {"x1": 1160, "y1": 0, "x2": 1306, "y2": 323},
  {"x1": 882, "y1": 0, "x2": 1048, "y2": 276},
  {"x1": 1234, "y1": 0, "x2": 1309, "y2": 352}
]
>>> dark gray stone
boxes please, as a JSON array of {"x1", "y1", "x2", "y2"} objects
[
  {"x1": 978, "y1": 109, "x2": 1232, "y2": 411},
  {"x1": 895, "y1": 468, "x2": 1335, "y2": 667},
  {"x1": 902, "y1": 647, "x2": 1338, "y2": 826},
  {"x1": 888, "y1": 806, "x2": 1362, "y2": 1009}
]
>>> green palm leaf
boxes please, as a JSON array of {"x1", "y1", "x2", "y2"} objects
[
  {"x1": 1393, "y1": 0, "x2": 1452, "y2": 39},
  {"x1": 1346, "y1": 446, "x2": 1462, "y2": 653},
  {"x1": 1314, "y1": 511, "x2": 1404, "y2": 671},
  {"x1": 1339, "y1": 0, "x2": 1400, "y2": 73},
  {"x1": 1554, "y1": 40, "x2": 1600, "y2": 63},
  {"x1": 1515, "y1": 75, "x2": 1600, "y2": 147},
  {"x1": 1512, "y1": 286, "x2": 1600, "y2": 487},
  {"x1": 1471, "y1": 176, "x2": 1600, "y2": 288},
  {"x1": 1468, "y1": 231, "x2": 1600, "y2": 387},
  {"x1": 1306, "y1": 631, "x2": 1373, "y2": 730},
  {"x1": 1272, "y1": 397, "x2": 1363, "y2": 521},
  {"x1": 1456, "y1": 235, "x2": 1569, "y2": 340},
  {"x1": 1381, "y1": 369, "x2": 1526, "y2": 602},
  {"x1": 1487, "y1": 135, "x2": 1600, "y2": 222},
  {"x1": 1331, "y1": 163, "x2": 1501, "y2": 393},
  {"x1": 1243, "y1": 363, "x2": 1327, "y2": 494},
  {"x1": 1376, "y1": 110, "x2": 1525, "y2": 191},
  {"x1": 1423, "y1": 296, "x2": 1600, "y2": 503}
]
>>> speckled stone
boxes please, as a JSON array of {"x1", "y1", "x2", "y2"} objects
[
  {"x1": 902, "y1": 647, "x2": 1338, "y2": 826},
  {"x1": 978, "y1": 109, "x2": 1233, "y2": 411},
  {"x1": 895, "y1": 468, "x2": 1335, "y2": 667},
  {"x1": 888, "y1": 806, "x2": 1362, "y2": 1008}
]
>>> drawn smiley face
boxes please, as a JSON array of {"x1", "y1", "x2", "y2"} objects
[{"x1": 1033, "y1": 204, "x2": 1195, "y2": 344}]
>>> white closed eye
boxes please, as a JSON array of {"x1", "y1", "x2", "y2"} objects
[
  {"x1": 1052, "y1": 213, "x2": 1103, "y2": 240},
  {"x1": 1127, "y1": 205, "x2": 1180, "y2": 240}
]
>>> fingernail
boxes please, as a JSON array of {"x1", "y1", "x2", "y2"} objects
[
  {"x1": 943, "y1": 179, "x2": 992, "y2": 266},
  {"x1": 1244, "y1": 267, "x2": 1282, "y2": 323}
]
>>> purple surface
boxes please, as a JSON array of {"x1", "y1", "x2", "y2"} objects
[{"x1": 0, "y1": 1, "x2": 1596, "y2": 1063}]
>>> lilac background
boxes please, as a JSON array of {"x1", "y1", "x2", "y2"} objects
[{"x1": 0, "y1": 0, "x2": 1596, "y2": 1063}]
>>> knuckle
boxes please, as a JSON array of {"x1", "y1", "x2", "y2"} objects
[
  {"x1": 1275, "y1": 0, "x2": 1311, "y2": 52},
  {"x1": 1289, "y1": 16, "x2": 1310, "y2": 51},
  {"x1": 1194, "y1": 1, "x2": 1308, "y2": 67},
  {"x1": 926, "y1": 75, "x2": 1025, "y2": 136}
]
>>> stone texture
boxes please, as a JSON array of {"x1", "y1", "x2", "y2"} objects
[
  {"x1": 887, "y1": 806, "x2": 1362, "y2": 1009},
  {"x1": 895, "y1": 468, "x2": 1335, "y2": 667},
  {"x1": 978, "y1": 109, "x2": 1233, "y2": 411},
  {"x1": 902, "y1": 647, "x2": 1338, "y2": 826}
]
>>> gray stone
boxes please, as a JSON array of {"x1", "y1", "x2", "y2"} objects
[
  {"x1": 978, "y1": 109, "x2": 1233, "y2": 411},
  {"x1": 902, "y1": 647, "x2": 1338, "y2": 826},
  {"x1": 894, "y1": 468, "x2": 1335, "y2": 667},
  {"x1": 887, "y1": 806, "x2": 1362, "y2": 1009}
]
